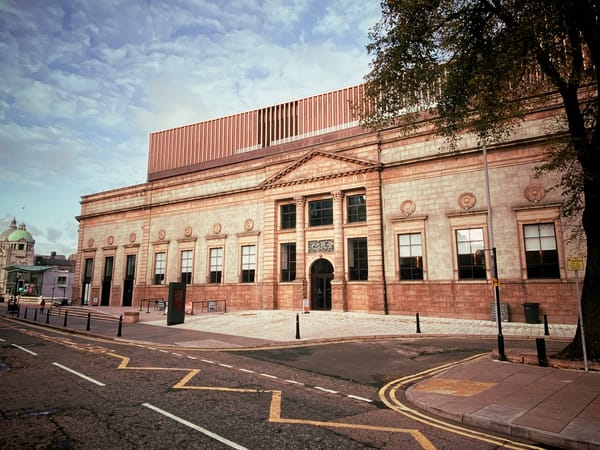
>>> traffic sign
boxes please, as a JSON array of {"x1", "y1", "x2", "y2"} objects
[{"x1": 567, "y1": 256, "x2": 584, "y2": 271}]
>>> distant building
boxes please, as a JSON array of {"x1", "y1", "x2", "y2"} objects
[
  {"x1": 35, "y1": 251, "x2": 76, "y2": 272},
  {"x1": 73, "y1": 84, "x2": 584, "y2": 323},
  {"x1": 0, "y1": 217, "x2": 35, "y2": 296},
  {"x1": 0, "y1": 219, "x2": 75, "y2": 301}
]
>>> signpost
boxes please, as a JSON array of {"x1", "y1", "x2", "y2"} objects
[{"x1": 568, "y1": 256, "x2": 588, "y2": 371}]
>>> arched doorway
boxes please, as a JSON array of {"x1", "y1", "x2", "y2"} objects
[{"x1": 310, "y1": 258, "x2": 333, "y2": 310}]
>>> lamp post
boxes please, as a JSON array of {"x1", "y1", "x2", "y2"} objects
[{"x1": 482, "y1": 140, "x2": 506, "y2": 361}]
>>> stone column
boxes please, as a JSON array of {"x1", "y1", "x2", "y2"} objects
[
  {"x1": 294, "y1": 196, "x2": 307, "y2": 303},
  {"x1": 331, "y1": 191, "x2": 347, "y2": 311}
]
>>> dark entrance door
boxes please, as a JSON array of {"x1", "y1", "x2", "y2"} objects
[
  {"x1": 310, "y1": 258, "x2": 333, "y2": 310},
  {"x1": 122, "y1": 254, "x2": 136, "y2": 307},
  {"x1": 101, "y1": 256, "x2": 113, "y2": 306}
]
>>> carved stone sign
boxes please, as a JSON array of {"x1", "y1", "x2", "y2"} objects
[{"x1": 308, "y1": 239, "x2": 334, "y2": 253}]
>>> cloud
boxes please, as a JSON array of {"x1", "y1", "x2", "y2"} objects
[{"x1": 0, "y1": 0, "x2": 381, "y2": 256}]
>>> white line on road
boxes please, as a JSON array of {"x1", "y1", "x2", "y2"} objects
[
  {"x1": 284, "y1": 379, "x2": 304, "y2": 385},
  {"x1": 52, "y1": 362, "x2": 105, "y2": 386},
  {"x1": 315, "y1": 386, "x2": 338, "y2": 394},
  {"x1": 142, "y1": 403, "x2": 248, "y2": 450},
  {"x1": 11, "y1": 344, "x2": 38, "y2": 356},
  {"x1": 219, "y1": 363, "x2": 233, "y2": 368},
  {"x1": 239, "y1": 368, "x2": 255, "y2": 373},
  {"x1": 201, "y1": 359, "x2": 215, "y2": 364},
  {"x1": 260, "y1": 373, "x2": 278, "y2": 379},
  {"x1": 347, "y1": 394, "x2": 373, "y2": 403}
]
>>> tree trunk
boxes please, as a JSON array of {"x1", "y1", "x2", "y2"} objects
[{"x1": 558, "y1": 146, "x2": 600, "y2": 361}]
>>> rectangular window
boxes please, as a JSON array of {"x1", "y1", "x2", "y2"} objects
[
  {"x1": 104, "y1": 256, "x2": 114, "y2": 281},
  {"x1": 209, "y1": 247, "x2": 223, "y2": 283},
  {"x1": 125, "y1": 255, "x2": 136, "y2": 280},
  {"x1": 241, "y1": 245, "x2": 256, "y2": 282},
  {"x1": 281, "y1": 204, "x2": 296, "y2": 230},
  {"x1": 309, "y1": 198, "x2": 333, "y2": 227},
  {"x1": 84, "y1": 258, "x2": 94, "y2": 280},
  {"x1": 348, "y1": 237, "x2": 368, "y2": 281},
  {"x1": 347, "y1": 194, "x2": 366, "y2": 223},
  {"x1": 399, "y1": 233, "x2": 423, "y2": 280},
  {"x1": 524, "y1": 223, "x2": 560, "y2": 278},
  {"x1": 280, "y1": 243, "x2": 296, "y2": 282},
  {"x1": 456, "y1": 228, "x2": 486, "y2": 279},
  {"x1": 153, "y1": 252, "x2": 166, "y2": 285},
  {"x1": 180, "y1": 250, "x2": 193, "y2": 284},
  {"x1": 57, "y1": 276, "x2": 67, "y2": 285}
]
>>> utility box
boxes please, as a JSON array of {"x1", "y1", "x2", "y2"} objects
[
  {"x1": 167, "y1": 282, "x2": 186, "y2": 326},
  {"x1": 523, "y1": 303, "x2": 540, "y2": 324}
]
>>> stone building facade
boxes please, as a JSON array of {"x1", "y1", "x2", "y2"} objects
[{"x1": 73, "y1": 85, "x2": 583, "y2": 323}]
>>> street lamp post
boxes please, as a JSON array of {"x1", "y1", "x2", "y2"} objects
[{"x1": 483, "y1": 140, "x2": 507, "y2": 361}]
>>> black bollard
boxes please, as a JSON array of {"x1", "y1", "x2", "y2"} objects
[
  {"x1": 34, "y1": 308, "x2": 38, "y2": 321},
  {"x1": 117, "y1": 315, "x2": 123, "y2": 337},
  {"x1": 63, "y1": 310, "x2": 68, "y2": 327},
  {"x1": 86, "y1": 312, "x2": 91, "y2": 331},
  {"x1": 536, "y1": 338, "x2": 548, "y2": 367},
  {"x1": 416, "y1": 312, "x2": 421, "y2": 333},
  {"x1": 543, "y1": 314, "x2": 550, "y2": 336},
  {"x1": 24, "y1": 307, "x2": 28, "y2": 319},
  {"x1": 46, "y1": 308, "x2": 50, "y2": 324},
  {"x1": 295, "y1": 313, "x2": 301, "y2": 339}
]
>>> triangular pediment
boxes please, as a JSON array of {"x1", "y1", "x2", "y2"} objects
[{"x1": 261, "y1": 150, "x2": 380, "y2": 189}]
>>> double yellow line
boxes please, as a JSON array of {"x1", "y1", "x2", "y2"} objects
[{"x1": 379, "y1": 354, "x2": 543, "y2": 450}]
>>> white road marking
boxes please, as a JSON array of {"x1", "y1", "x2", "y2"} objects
[
  {"x1": 239, "y1": 368, "x2": 255, "y2": 373},
  {"x1": 11, "y1": 344, "x2": 38, "y2": 355},
  {"x1": 315, "y1": 386, "x2": 338, "y2": 394},
  {"x1": 347, "y1": 394, "x2": 373, "y2": 403},
  {"x1": 201, "y1": 359, "x2": 215, "y2": 364},
  {"x1": 219, "y1": 363, "x2": 233, "y2": 368},
  {"x1": 260, "y1": 373, "x2": 278, "y2": 379},
  {"x1": 142, "y1": 403, "x2": 248, "y2": 450},
  {"x1": 284, "y1": 379, "x2": 303, "y2": 385},
  {"x1": 52, "y1": 362, "x2": 105, "y2": 386}
]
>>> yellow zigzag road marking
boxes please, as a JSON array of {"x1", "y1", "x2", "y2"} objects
[
  {"x1": 11, "y1": 323, "x2": 436, "y2": 448},
  {"x1": 111, "y1": 349, "x2": 435, "y2": 449}
]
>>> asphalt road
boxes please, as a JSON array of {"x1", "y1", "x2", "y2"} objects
[{"x1": 0, "y1": 319, "x2": 554, "y2": 449}]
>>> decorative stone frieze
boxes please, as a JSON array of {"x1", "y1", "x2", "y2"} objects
[{"x1": 308, "y1": 239, "x2": 334, "y2": 253}]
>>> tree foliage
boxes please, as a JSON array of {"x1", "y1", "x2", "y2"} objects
[{"x1": 362, "y1": 0, "x2": 600, "y2": 359}]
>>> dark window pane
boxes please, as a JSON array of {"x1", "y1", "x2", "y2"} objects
[{"x1": 281, "y1": 204, "x2": 296, "y2": 229}]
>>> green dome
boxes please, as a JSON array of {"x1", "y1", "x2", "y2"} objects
[
  {"x1": 0, "y1": 217, "x2": 17, "y2": 241},
  {"x1": 8, "y1": 228, "x2": 34, "y2": 243}
]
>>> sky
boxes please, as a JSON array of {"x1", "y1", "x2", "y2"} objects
[{"x1": 0, "y1": 0, "x2": 381, "y2": 257}]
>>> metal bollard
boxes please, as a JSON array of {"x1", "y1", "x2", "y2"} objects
[
  {"x1": 536, "y1": 338, "x2": 548, "y2": 367},
  {"x1": 46, "y1": 308, "x2": 50, "y2": 324},
  {"x1": 416, "y1": 312, "x2": 421, "y2": 333},
  {"x1": 34, "y1": 308, "x2": 38, "y2": 321},
  {"x1": 24, "y1": 307, "x2": 28, "y2": 319},
  {"x1": 86, "y1": 312, "x2": 91, "y2": 331},
  {"x1": 117, "y1": 315, "x2": 123, "y2": 337},
  {"x1": 295, "y1": 313, "x2": 301, "y2": 339},
  {"x1": 63, "y1": 310, "x2": 68, "y2": 327},
  {"x1": 543, "y1": 314, "x2": 550, "y2": 336}
]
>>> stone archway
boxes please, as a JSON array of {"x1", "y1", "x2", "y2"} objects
[{"x1": 310, "y1": 258, "x2": 333, "y2": 310}]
